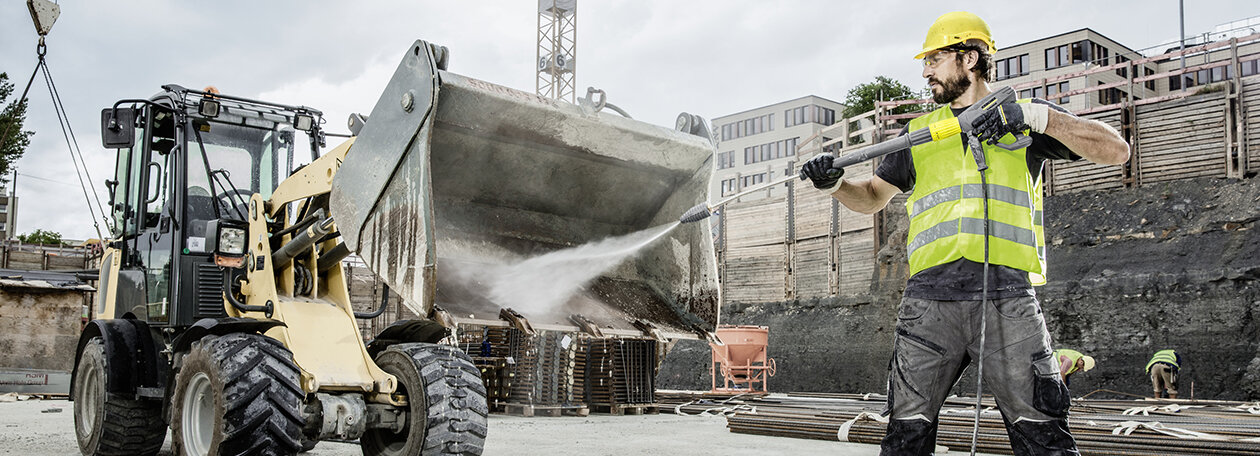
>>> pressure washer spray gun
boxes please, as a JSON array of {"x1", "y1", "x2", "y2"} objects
[{"x1": 678, "y1": 86, "x2": 1031, "y2": 224}]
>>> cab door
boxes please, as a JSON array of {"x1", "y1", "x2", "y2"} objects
[
  {"x1": 105, "y1": 105, "x2": 177, "y2": 325},
  {"x1": 134, "y1": 109, "x2": 178, "y2": 324}
]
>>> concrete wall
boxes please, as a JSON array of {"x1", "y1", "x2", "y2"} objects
[{"x1": 0, "y1": 288, "x2": 85, "y2": 372}]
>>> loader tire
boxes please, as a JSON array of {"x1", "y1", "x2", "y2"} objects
[
  {"x1": 172, "y1": 333, "x2": 304, "y2": 456},
  {"x1": 361, "y1": 343, "x2": 488, "y2": 456},
  {"x1": 73, "y1": 337, "x2": 166, "y2": 456}
]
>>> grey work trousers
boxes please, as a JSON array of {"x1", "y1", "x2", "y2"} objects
[{"x1": 880, "y1": 296, "x2": 1080, "y2": 456}]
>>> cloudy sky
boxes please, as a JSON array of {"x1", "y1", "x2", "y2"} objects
[{"x1": 1, "y1": 1, "x2": 1257, "y2": 240}]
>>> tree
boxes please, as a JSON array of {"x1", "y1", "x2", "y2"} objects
[
  {"x1": 19, "y1": 229, "x2": 63, "y2": 246},
  {"x1": 841, "y1": 76, "x2": 927, "y2": 119},
  {"x1": 0, "y1": 72, "x2": 33, "y2": 183}
]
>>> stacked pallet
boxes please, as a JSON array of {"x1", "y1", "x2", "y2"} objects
[
  {"x1": 504, "y1": 329, "x2": 586, "y2": 417},
  {"x1": 583, "y1": 338, "x2": 659, "y2": 415},
  {"x1": 470, "y1": 357, "x2": 512, "y2": 412},
  {"x1": 456, "y1": 326, "x2": 514, "y2": 412}
]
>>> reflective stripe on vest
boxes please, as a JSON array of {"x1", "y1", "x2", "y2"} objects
[
  {"x1": 904, "y1": 103, "x2": 1048, "y2": 283},
  {"x1": 1146, "y1": 350, "x2": 1180, "y2": 372}
]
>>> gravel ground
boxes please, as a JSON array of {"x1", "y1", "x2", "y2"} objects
[{"x1": 0, "y1": 398, "x2": 909, "y2": 455}]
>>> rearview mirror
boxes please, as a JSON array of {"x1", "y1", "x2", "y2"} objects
[{"x1": 100, "y1": 107, "x2": 137, "y2": 149}]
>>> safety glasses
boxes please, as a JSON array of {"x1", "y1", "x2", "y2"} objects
[{"x1": 922, "y1": 49, "x2": 968, "y2": 69}]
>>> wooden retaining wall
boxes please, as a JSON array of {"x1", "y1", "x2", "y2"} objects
[
  {"x1": 717, "y1": 160, "x2": 875, "y2": 303},
  {"x1": 1241, "y1": 77, "x2": 1260, "y2": 173},
  {"x1": 0, "y1": 243, "x2": 88, "y2": 271}
]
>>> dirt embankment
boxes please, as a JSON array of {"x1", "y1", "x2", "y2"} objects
[
  {"x1": 1039, "y1": 177, "x2": 1260, "y2": 399},
  {"x1": 660, "y1": 176, "x2": 1260, "y2": 400}
]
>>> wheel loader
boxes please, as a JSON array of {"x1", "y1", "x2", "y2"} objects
[{"x1": 70, "y1": 40, "x2": 720, "y2": 456}]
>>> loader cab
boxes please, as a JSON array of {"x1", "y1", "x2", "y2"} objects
[{"x1": 100, "y1": 85, "x2": 323, "y2": 327}]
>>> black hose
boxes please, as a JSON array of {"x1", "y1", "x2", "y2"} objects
[
  {"x1": 969, "y1": 136, "x2": 991, "y2": 456},
  {"x1": 355, "y1": 283, "x2": 390, "y2": 319},
  {"x1": 223, "y1": 269, "x2": 273, "y2": 318},
  {"x1": 270, "y1": 208, "x2": 325, "y2": 250}
]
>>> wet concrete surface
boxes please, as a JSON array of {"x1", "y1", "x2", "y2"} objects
[{"x1": 0, "y1": 398, "x2": 998, "y2": 455}]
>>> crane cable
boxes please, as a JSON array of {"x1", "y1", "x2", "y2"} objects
[{"x1": 17, "y1": 38, "x2": 111, "y2": 240}]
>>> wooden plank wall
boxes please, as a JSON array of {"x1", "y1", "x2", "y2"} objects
[
  {"x1": 0, "y1": 243, "x2": 88, "y2": 271},
  {"x1": 1242, "y1": 77, "x2": 1260, "y2": 172},
  {"x1": 721, "y1": 196, "x2": 787, "y2": 303},
  {"x1": 1049, "y1": 111, "x2": 1125, "y2": 194},
  {"x1": 1136, "y1": 91, "x2": 1228, "y2": 183},
  {"x1": 718, "y1": 156, "x2": 876, "y2": 303}
]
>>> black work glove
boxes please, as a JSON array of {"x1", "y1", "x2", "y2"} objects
[
  {"x1": 799, "y1": 154, "x2": 844, "y2": 191},
  {"x1": 970, "y1": 102, "x2": 1028, "y2": 145}
]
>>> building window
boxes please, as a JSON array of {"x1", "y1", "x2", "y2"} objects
[
  {"x1": 996, "y1": 53, "x2": 1030, "y2": 80},
  {"x1": 717, "y1": 151, "x2": 735, "y2": 169},
  {"x1": 1043, "y1": 81, "x2": 1070, "y2": 104},
  {"x1": 785, "y1": 105, "x2": 836, "y2": 127},
  {"x1": 719, "y1": 113, "x2": 774, "y2": 141},
  {"x1": 1090, "y1": 42, "x2": 1110, "y2": 66},
  {"x1": 742, "y1": 137, "x2": 800, "y2": 165},
  {"x1": 1115, "y1": 54, "x2": 1130, "y2": 78},
  {"x1": 1170, "y1": 63, "x2": 1237, "y2": 91},
  {"x1": 1243, "y1": 58, "x2": 1260, "y2": 77},
  {"x1": 739, "y1": 173, "x2": 766, "y2": 189},
  {"x1": 1144, "y1": 67, "x2": 1156, "y2": 91},
  {"x1": 1019, "y1": 88, "x2": 1039, "y2": 99},
  {"x1": 819, "y1": 106, "x2": 835, "y2": 125},
  {"x1": 1098, "y1": 82, "x2": 1125, "y2": 105},
  {"x1": 1046, "y1": 40, "x2": 1096, "y2": 69}
]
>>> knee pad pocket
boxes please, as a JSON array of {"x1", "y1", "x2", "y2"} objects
[{"x1": 1031, "y1": 350, "x2": 1070, "y2": 418}]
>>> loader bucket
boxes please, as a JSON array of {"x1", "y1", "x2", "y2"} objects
[{"x1": 330, "y1": 40, "x2": 719, "y2": 339}]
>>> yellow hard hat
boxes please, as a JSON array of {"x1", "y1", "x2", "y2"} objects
[
  {"x1": 914, "y1": 11, "x2": 996, "y2": 60},
  {"x1": 1081, "y1": 356, "x2": 1096, "y2": 372}
]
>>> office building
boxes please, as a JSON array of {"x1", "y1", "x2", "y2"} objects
[
  {"x1": 0, "y1": 183, "x2": 16, "y2": 241},
  {"x1": 710, "y1": 95, "x2": 846, "y2": 200}
]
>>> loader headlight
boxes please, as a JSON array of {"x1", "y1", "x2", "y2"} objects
[
  {"x1": 199, "y1": 99, "x2": 221, "y2": 118},
  {"x1": 294, "y1": 113, "x2": 314, "y2": 132},
  {"x1": 218, "y1": 227, "x2": 246, "y2": 255}
]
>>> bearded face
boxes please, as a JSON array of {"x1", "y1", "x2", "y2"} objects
[{"x1": 929, "y1": 61, "x2": 972, "y2": 104}]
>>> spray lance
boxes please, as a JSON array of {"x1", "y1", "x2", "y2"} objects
[{"x1": 678, "y1": 86, "x2": 1028, "y2": 224}]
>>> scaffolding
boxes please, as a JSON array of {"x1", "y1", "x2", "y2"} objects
[{"x1": 536, "y1": 0, "x2": 577, "y2": 103}]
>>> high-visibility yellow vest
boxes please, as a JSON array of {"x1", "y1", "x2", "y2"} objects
[
  {"x1": 904, "y1": 102, "x2": 1047, "y2": 284},
  {"x1": 1146, "y1": 349, "x2": 1180, "y2": 372},
  {"x1": 1055, "y1": 349, "x2": 1084, "y2": 375}
]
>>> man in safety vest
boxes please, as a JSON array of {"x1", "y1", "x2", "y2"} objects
[
  {"x1": 1053, "y1": 348, "x2": 1095, "y2": 386},
  {"x1": 1146, "y1": 349, "x2": 1182, "y2": 399},
  {"x1": 799, "y1": 11, "x2": 1129, "y2": 456}
]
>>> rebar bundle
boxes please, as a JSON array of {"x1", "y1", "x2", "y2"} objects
[{"x1": 658, "y1": 391, "x2": 1260, "y2": 455}]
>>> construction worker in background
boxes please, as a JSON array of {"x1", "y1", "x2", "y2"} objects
[
  {"x1": 1053, "y1": 348, "x2": 1095, "y2": 386},
  {"x1": 799, "y1": 11, "x2": 1129, "y2": 456},
  {"x1": 1146, "y1": 349, "x2": 1182, "y2": 399}
]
